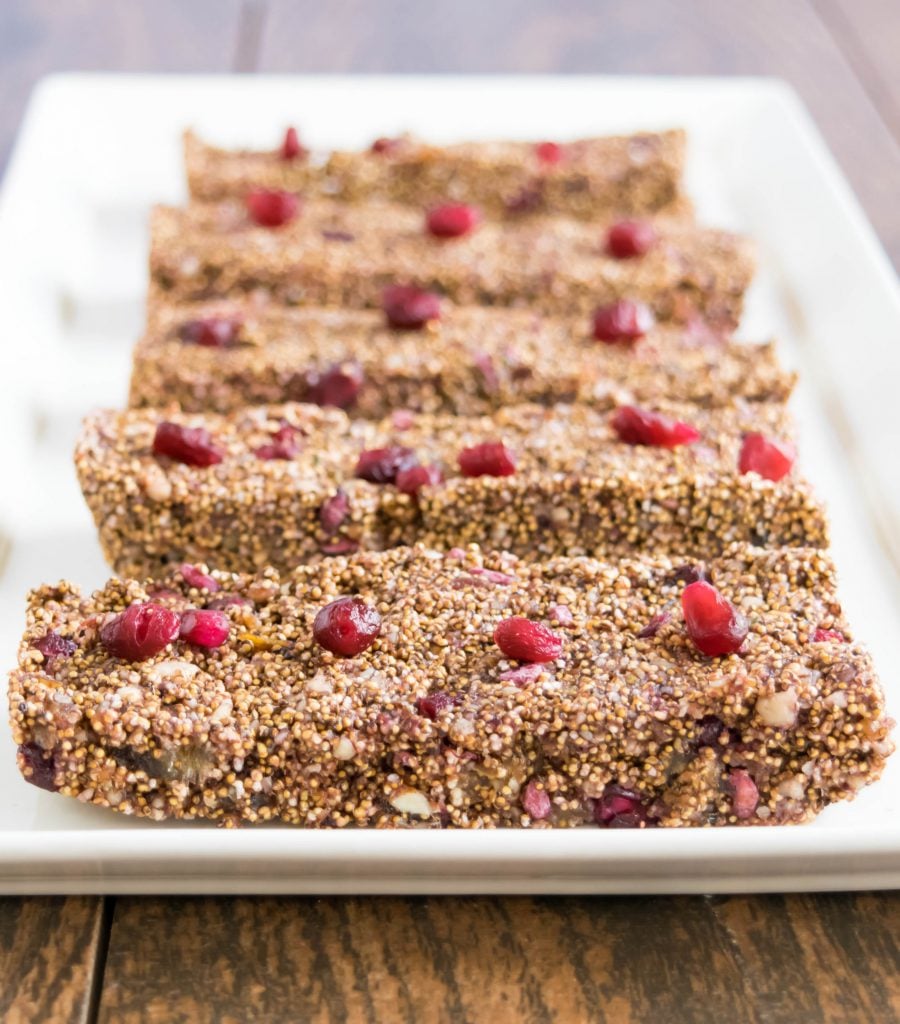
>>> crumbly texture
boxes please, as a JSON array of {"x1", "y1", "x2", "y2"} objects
[
  {"x1": 132, "y1": 300, "x2": 795, "y2": 417},
  {"x1": 8, "y1": 544, "x2": 893, "y2": 827},
  {"x1": 149, "y1": 201, "x2": 755, "y2": 330},
  {"x1": 74, "y1": 400, "x2": 828, "y2": 579},
  {"x1": 184, "y1": 128, "x2": 692, "y2": 220}
]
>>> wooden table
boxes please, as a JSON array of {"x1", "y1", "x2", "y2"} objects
[{"x1": 2, "y1": 3, "x2": 899, "y2": 1021}]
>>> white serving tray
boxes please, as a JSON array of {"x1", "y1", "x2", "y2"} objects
[{"x1": 0, "y1": 74, "x2": 898, "y2": 895}]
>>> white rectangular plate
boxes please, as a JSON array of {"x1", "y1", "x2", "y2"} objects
[{"x1": 1, "y1": 74, "x2": 898, "y2": 894}]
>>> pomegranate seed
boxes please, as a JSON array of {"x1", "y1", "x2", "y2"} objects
[
  {"x1": 313, "y1": 596, "x2": 381, "y2": 657},
  {"x1": 607, "y1": 220, "x2": 657, "y2": 259},
  {"x1": 727, "y1": 769, "x2": 760, "y2": 820},
  {"x1": 18, "y1": 743, "x2": 58, "y2": 792},
  {"x1": 32, "y1": 631, "x2": 77, "y2": 662},
  {"x1": 180, "y1": 563, "x2": 220, "y2": 593},
  {"x1": 206, "y1": 593, "x2": 252, "y2": 611},
  {"x1": 355, "y1": 446, "x2": 418, "y2": 484},
  {"x1": 279, "y1": 126, "x2": 307, "y2": 161},
  {"x1": 254, "y1": 423, "x2": 302, "y2": 461},
  {"x1": 637, "y1": 610, "x2": 671, "y2": 639},
  {"x1": 371, "y1": 136, "x2": 403, "y2": 155},
  {"x1": 813, "y1": 627, "x2": 846, "y2": 643},
  {"x1": 426, "y1": 203, "x2": 481, "y2": 239},
  {"x1": 534, "y1": 141, "x2": 563, "y2": 165},
  {"x1": 178, "y1": 316, "x2": 241, "y2": 347},
  {"x1": 246, "y1": 188, "x2": 299, "y2": 228},
  {"x1": 593, "y1": 784, "x2": 653, "y2": 828},
  {"x1": 319, "y1": 490, "x2": 350, "y2": 534},
  {"x1": 494, "y1": 617, "x2": 562, "y2": 663},
  {"x1": 179, "y1": 609, "x2": 230, "y2": 648},
  {"x1": 592, "y1": 299, "x2": 654, "y2": 343},
  {"x1": 100, "y1": 603, "x2": 181, "y2": 661},
  {"x1": 153, "y1": 421, "x2": 224, "y2": 467},
  {"x1": 416, "y1": 691, "x2": 456, "y2": 720},
  {"x1": 739, "y1": 433, "x2": 796, "y2": 482},
  {"x1": 458, "y1": 441, "x2": 516, "y2": 477},
  {"x1": 681, "y1": 581, "x2": 749, "y2": 657},
  {"x1": 612, "y1": 405, "x2": 700, "y2": 448},
  {"x1": 396, "y1": 463, "x2": 443, "y2": 496},
  {"x1": 522, "y1": 780, "x2": 552, "y2": 820},
  {"x1": 305, "y1": 362, "x2": 363, "y2": 409},
  {"x1": 381, "y1": 284, "x2": 442, "y2": 330}
]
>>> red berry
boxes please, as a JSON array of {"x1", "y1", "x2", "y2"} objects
[
  {"x1": 727, "y1": 769, "x2": 759, "y2": 820},
  {"x1": 494, "y1": 617, "x2": 563, "y2": 663},
  {"x1": 381, "y1": 285, "x2": 442, "y2": 330},
  {"x1": 153, "y1": 421, "x2": 224, "y2": 467},
  {"x1": 206, "y1": 593, "x2": 252, "y2": 611},
  {"x1": 395, "y1": 464, "x2": 443, "y2": 496},
  {"x1": 607, "y1": 220, "x2": 657, "y2": 259},
  {"x1": 32, "y1": 631, "x2": 77, "y2": 662},
  {"x1": 739, "y1": 433, "x2": 796, "y2": 482},
  {"x1": 178, "y1": 316, "x2": 242, "y2": 347},
  {"x1": 592, "y1": 299, "x2": 655, "y2": 343},
  {"x1": 319, "y1": 490, "x2": 350, "y2": 534},
  {"x1": 100, "y1": 603, "x2": 181, "y2": 661},
  {"x1": 254, "y1": 423, "x2": 302, "y2": 460},
  {"x1": 179, "y1": 609, "x2": 230, "y2": 648},
  {"x1": 180, "y1": 564, "x2": 221, "y2": 593},
  {"x1": 18, "y1": 743, "x2": 58, "y2": 792},
  {"x1": 458, "y1": 441, "x2": 516, "y2": 478},
  {"x1": 813, "y1": 628, "x2": 846, "y2": 643},
  {"x1": 355, "y1": 446, "x2": 418, "y2": 484},
  {"x1": 371, "y1": 136, "x2": 403, "y2": 155},
  {"x1": 305, "y1": 362, "x2": 364, "y2": 409},
  {"x1": 280, "y1": 126, "x2": 307, "y2": 161},
  {"x1": 535, "y1": 141, "x2": 563, "y2": 165},
  {"x1": 681, "y1": 581, "x2": 748, "y2": 657},
  {"x1": 313, "y1": 596, "x2": 382, "y2": 657},
  {"x1": 416, "y1": 691, "x2": 456, "y2": 720},
  {"x1": 426, "y1": 203, "x2": 481, "y2": 239},
  {"x1": 611, "y1": 405, "x2": 700, "y2": 448},
  {"x1": 522, "y1": 780, "x2": 552, "y2": 820},
  {"x1": 246, "y1": 188, "x2": 299, "y2": 228},
  {"x1": 593, "y1": 784, "x2": 653, "y2": 828}
]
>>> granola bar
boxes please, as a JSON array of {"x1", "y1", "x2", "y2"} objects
[
  {"x1": 9, "y1": 544, "x2": 892, "y2": 827},
  {"x1": 74, "y1": 401, "x2": 827, "y2": 579},
  {"x1": 184, "y1": 128, "x2": 691, "y2": 220},
  {"x1": 149, "y1": 200, "x2": 754, "y2": 329},
  {"x1": 131, "y1": 300, "x2": 795, "y2": 417}
]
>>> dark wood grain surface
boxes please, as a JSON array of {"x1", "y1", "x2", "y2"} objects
[{"x1": 2, "y1": 1, "x2": 899, "y2": 1022}]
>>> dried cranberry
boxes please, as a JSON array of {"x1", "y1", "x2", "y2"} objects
[
  {"x1": 319, "y1": 538, "x2": 360, "y2": 556},
  {"x1": 416, "y1": 691, "x2": 456, "y2": 720},
  {"x1": 254, "y1": 424, "x2": 302, "y2": 460},
  {"x1": 305, "y1": 362, "x2": 363, "y2": 409},
  {"x1": 535, "y1": 141, "x2": 564, "y2": 165},
  {"x1": 426, "y1": 203, "x2": 481, "y2": 239},
  {"x1": 738, "y1": 433, "x2": 796, "y2": 482},
  {"x1": 592, "y1": 299, "x2": 654, "y2": 343},
  {"x1": 313, "y1": 596, "x2": 382, "y2": 657},
  {"x1": 505, "y1": 183, "x2": 544, "y2": 215},
  {"x1": 178, "y1": 316, "x2": 242, "y2": 348},
  {"x1": 179, "y1": 609, "x2": 230, "y2": 648},
  {"x1": 246, "y1": 188, "x2": 299, "y2": 228},
  {"x1": 18, "y1": 743, "x2": 58, "y2": 792},
  {"x1": 727, "y1": 769, "x2": 759, "y2": 820},
  {"x1": 611, "y1": 405, "x2": 700, "y2": 448},
  {"x1": 382, "y1": 285, "x2": 442, "y2": 329},
  {"x1": 355, "y1": 446, "x2": 418, "y2": 484},
  {"x1": 671, "y1": 563, "x2": 711, "y2": 586},
  {"x1": 180, "y1": 563, "x2": 220, "y2": 593},
  {"x1": 319, "y1": 490, "x2": 350, "y2": 534},
  {"x1": 637, "y1": 610, "x2": 671, "y2": 639},
  {"x1": 395, "y1": 464, "x2": 443, "y2": 496},
  {"x1": 606, "y1": 220, "x2": 658, "y2": 259},
  {"x1": 391, "y1": 409, "x2": 415, "y2": 431},
  {"x1": 206, "y1": 593, "x2": 252, "y2": 611},
  {"x1": 681, "y1": 581, "x2": 748, "y2": 657},
  {"x1": 280, "y1": 126, "x2": 307, "y2": 161},
  {"x1": 498, "y1": 663, "x2": 544, "y2": 685},
  {"x1": 100, "y1": 603, "x2": 181, "y2": 661},
  {"x1": 153, "y1": 422, "x2": 224, "y2": 467},
  {"x1": 321, "y1": 229, "x2": 355, "y2": 242},
  {"x1": 458, "y1": 441, "x2": 516, "y2": 477},
  {"x1": 593, "y1": 784, "x2": 653, "y2": 828},
  {"x1": 32, "y1": 631, "x2": 77, "y2": 662},
  {"x1": 813, "y1": 628, "x2": 846, "y2": 643},
  {"x1": 494, "y1": 617, "x2": 563, "y2": 663},
  {"x1": 371, "y1": 136, "x2": 402, "y2": 155},
  {"x1": 522, "y1": 780, "x2": 552, "y2": 820},
  {"x1": 696, "y1": 715, "x2": 726, "y2": 748},
  {"x1": 549, "y1": 604, "x2": 574, "y2": 626}
]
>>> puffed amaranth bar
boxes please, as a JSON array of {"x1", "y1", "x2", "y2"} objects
[
  {"x1": 149, "y1": 200, "x2": 755, "y2": 329},
  {"x1": 74, "y1": 401, "x2": 828, "y2": 578},
  {"x1": 184, "y1": 128, "x2": 691, "y2": 220},
  {"x1": 131, "y1": 300, "x2": 795, "y2": 416},
  {"x1": 9, "y1": 544, "x2": 893, "y2": 827}
]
